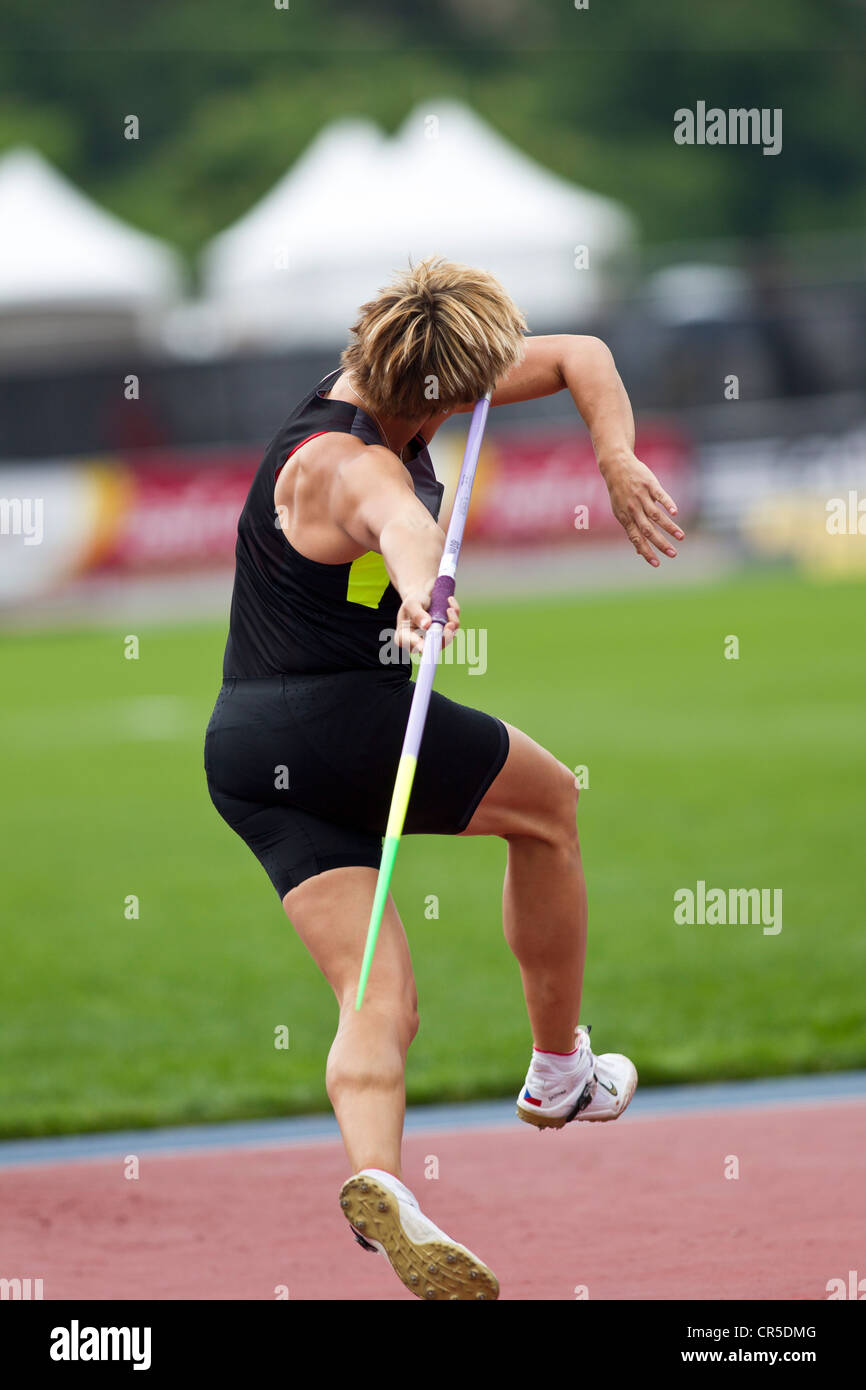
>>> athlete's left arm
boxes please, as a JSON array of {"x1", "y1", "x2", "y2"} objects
[{"x1": 465, "y1": 334, "x2": 685, "y2": 567}]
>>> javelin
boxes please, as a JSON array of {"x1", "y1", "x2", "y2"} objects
[{"x1": 355, "y1": 389, "x2": 494, "y2": 1010}]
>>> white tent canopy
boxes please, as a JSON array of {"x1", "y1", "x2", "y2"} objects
[
  {"x1": 203, "y1": 118, "x2": 387, "y2": 299},
  {"x1": 201, "y1": 101, "x2": 637, "y2": 347},
  {"x1": 0, "y1": 147, "x2": 182, "y2": 308},
  {"x1": 0, "y1": 146, "x2": 183, "y2": 363}
]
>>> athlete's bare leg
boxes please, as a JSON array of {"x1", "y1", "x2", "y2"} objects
[
  {"x1": 284, "y1": 725, "x2": 583, "y2": 1175},
  {"x1": 461, "y1": 724, "x2": 585, "y2": 1054},
  {"x1": 282, "y1": 866, "x2": 418, "y2": 1179}
]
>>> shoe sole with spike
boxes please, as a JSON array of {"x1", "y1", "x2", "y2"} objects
[{"x1": 339, "y1": 1175, "x2": 499, "y2": 1301}]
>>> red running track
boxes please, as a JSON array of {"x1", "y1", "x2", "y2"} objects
[{"x1": 2, "y1": 1101, "x2": 863, "y2": 1300}]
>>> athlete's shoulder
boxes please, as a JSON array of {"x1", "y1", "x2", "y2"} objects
[{"x1": 332, "y1": 440, "x2": 412, "y2": 490}]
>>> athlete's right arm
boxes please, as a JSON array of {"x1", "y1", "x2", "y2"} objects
[{"x1": 330, "y1": 444, "x2": 450, "y2": 640}]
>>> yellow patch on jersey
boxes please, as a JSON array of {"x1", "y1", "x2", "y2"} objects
[{"x1": 346, "y1": 550, "x2": 390, "y2": 608}]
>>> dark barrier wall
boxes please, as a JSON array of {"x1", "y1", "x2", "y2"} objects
[
  {"x1": 0, "y1": 349, "x2": 340, "y2": 460},
  {"x1": 1, "y1": 287, "x2": 864, "y2": 461}
]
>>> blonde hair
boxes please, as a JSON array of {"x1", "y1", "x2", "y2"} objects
[{"x1": 341, "y1": 256, "x2": 527, "y2": 418}]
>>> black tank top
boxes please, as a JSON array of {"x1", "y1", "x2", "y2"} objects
[{"x1": 222, "y1": 369, "x2": 445, "y2": 678}]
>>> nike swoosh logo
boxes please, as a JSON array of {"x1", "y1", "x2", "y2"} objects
[{"x1": 597, "y1": 1079, "x2": 618, "y2": 1097}]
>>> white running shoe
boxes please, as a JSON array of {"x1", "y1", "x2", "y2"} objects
[
  {"x1": 516, "y1": 1024, "x2": 638, "y2": 1129},
  {"x1": 339, "y1": 1168, "x2": 499, "y2": 1301}
]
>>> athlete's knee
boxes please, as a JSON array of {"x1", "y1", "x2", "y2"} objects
[
  {"x1": 326, "y1": 1050, "x2": 402, "y2": 1099},
  {"x1": 469, "y1": 729, "x2": 580, "y2": 847},
  {"x1": 337, "y1": 987, "x2": 418, "y2": 1051},
  {"x1": 533, "y1": 759, "x2": 579, "y2": 851},
  {"x1": 396, "y1": 989, "x2": 420, "y2": 1046},
  {"x1": 326, "y1": 996, "x2": 416, "y2": 1096}
]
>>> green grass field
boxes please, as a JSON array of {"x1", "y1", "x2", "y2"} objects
[{"x1": 1, "y1": 568, "x2": 864, "y2": 1138}]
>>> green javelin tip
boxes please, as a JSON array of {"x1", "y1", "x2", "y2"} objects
[
  {"x1": 355, "y1": 752, "x2": 418, "y2": 1010},
  {"x1": 355, "y1": 834, "x2": 401, "y2": 1009}
]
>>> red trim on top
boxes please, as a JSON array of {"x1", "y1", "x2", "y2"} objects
[
  {"x1": 275, "y1": 430, "x2": 332, "y2": 481},
  {"x1": 533, "y1": 1045, "x2": 579, "y2": 1056}
]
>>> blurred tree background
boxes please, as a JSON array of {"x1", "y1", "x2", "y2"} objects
[{"x1": 0, "y1": 0, "x2": 863, "y2": 263}]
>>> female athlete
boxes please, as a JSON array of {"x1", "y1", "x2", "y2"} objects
[{"x1": 204, "y1": 256, "x2": 684, "y2": 1300}]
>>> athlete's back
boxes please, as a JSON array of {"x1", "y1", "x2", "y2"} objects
[{"x1": 222, "y1": 368, "x2": 443, "y2": 679}]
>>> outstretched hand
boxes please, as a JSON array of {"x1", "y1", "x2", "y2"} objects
[{"x1": 602, "y1": 452, "x2": 685, "y2": 566}]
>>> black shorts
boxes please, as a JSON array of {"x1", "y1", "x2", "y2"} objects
[{"x1": 204, "y1": 670, "x2": 510, "y2": 899}]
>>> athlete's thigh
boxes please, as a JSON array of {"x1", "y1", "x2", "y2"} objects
[
  {"x1": 282, "y1": 865, "x2": 417, "y2": 1013},
  {"x1": 458, "y1": 721, "x2": 575, "y2": 840}
]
